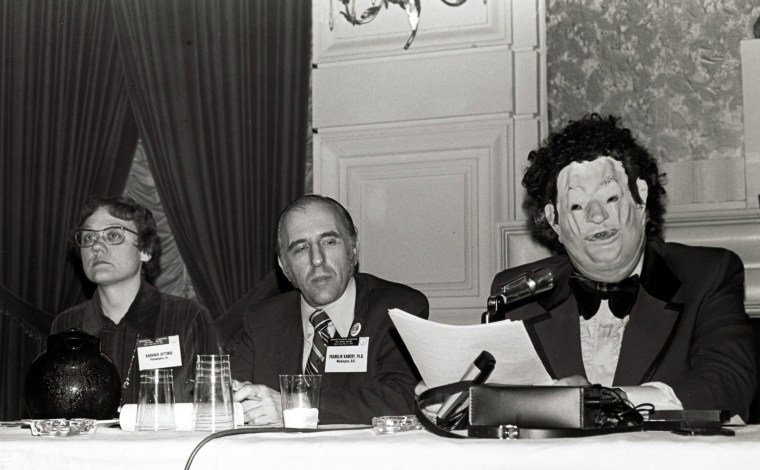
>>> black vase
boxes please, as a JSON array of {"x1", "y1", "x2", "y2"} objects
[{"x1": 24, "y1": 328, "x2": 121, "y2": 419}]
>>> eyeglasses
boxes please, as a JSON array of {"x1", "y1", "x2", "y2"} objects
[{"x1": 74, "y1": 226, "x2": 139, "y2": 248}]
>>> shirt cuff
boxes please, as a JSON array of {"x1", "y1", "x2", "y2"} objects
[{"x1": 618, "y1": 382, "x2": 684, "y2": 410}]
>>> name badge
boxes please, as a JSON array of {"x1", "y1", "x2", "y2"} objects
[
  {"x1": 325, "y1": 337, "x2": 369, "y2": 373},
  {"x1": 136, "y1": 335, "x2": 182, "y2": 370}
]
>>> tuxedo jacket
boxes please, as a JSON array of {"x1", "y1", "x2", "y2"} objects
[
  {"x1": 492, "y1": 237, "x2": 757, "y2": 419},
  {"x1": 228, "y1": 272, "x2": 429, "y2": 424}
]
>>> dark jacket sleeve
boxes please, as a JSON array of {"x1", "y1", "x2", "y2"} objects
[
  {"x1": 227, "y1": 326, "x2": 257, "y2": 383},
  {"x1": 665, "y1": 250, "x2": 756, "y2": 418},
  {"x1": 318, "y1": 288, "x2": 429, "y2": 424}
]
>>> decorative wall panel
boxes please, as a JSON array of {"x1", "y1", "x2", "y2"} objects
[
  {"x1": 348, "y1": 158, "x2": 473, "y2": 290},
  {"x1": 514, "y1": 50, "x2": 540, "y2": 115},
  {"x1": 664, "y1": 211, "x2": 760, "y2": 316},
  {"x1": 315, "y1": 118, "x2": 512, "y2": 317},
  {"x1": 312, "y1": 1, "x2": 547, "y2": 323},
  {"x1": 312, "y1": 48, "x2": 513, "y2": 129},
  {"x1": 742, "y1": 39, "x2": 760, "y2": 209},
  {"x1": 313, "y1": 0, "x2": 510, "y2": 63},
  {"x1": 545, "y1": 0, "x2": 760, "y2": 210}
]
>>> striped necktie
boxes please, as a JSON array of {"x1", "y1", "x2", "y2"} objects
[{"x1": 305, "y1": 309, "x2": 331, "y2": 375}]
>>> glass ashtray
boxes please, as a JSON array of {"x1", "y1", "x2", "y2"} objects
[
  {"x1": 30, "y1": 418, "x2": 97, "y2": 437},
  {"x1": 372, "y1": 415, "x2": 423, "y2": 435}
]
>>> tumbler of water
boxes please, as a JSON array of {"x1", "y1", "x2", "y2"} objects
[
  {"x1": 136, "y1": 368, "x2": 175, "y2": 431},
  {"x1": 192, "y1": 354, "x2": 233, "y2": 431}
]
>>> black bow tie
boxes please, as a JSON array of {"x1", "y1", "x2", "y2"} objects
[{"x1": 569, "y1": 273, "x2": 640, "y2": 320}]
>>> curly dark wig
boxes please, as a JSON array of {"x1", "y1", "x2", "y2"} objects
[
  {"x1": 74, "y1": 195, "x2": 162, "y2": 283},
  {"x1": 523, "y1": 114, "x2": 667, "y2": 253}
]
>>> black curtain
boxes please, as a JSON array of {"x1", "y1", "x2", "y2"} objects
[
  {"x1": 112, "y1": 0, "x2": 310, "y2": 318},
  {"x1": 0, "y1": 0, "x2": 138, "y2": 419}
]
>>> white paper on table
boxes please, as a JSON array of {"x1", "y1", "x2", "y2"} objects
[{"x1": 388, "y1": 308, "x2": 553, "y2": 388}]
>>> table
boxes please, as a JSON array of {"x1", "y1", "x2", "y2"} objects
[{"x1": 1, "y1": 424, "x2": 760, "y2": 470}]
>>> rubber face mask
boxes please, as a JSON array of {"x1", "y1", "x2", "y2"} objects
[{"x1": 544, "y1": 156, "x2": 648, "y2": 282}]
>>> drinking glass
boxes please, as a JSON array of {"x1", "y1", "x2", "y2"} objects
[
  {"x1": 193, "y1": 354, "x2": 234, "y2": 431},
  {"x1": 136, "y1": 369, "x2": 175, "y2": 431},
  {"x1": 279, "y1": 374, "x2": 321, "y2": 429}
]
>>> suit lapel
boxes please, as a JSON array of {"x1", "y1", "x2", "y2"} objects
[
  {"x1": 614, "y1": 238, "x2": 683, "y2": 385},
  {"x1": 613, "y1": 289, "x2": 682, "y2": 385},
  {"x1": 505, "y1": 257, "x2": 586, "y2": 380},
  {"x1": 506, "y1": 240, "x2": 685, "y2": 385},
  {"x1": 352, "y1": 274, "x2": 370, "y2": 327},
  {"x1": 273, "y1": 294, "x2": 306, "y2": 376},
  {"x1": 518, "y1": 298, "x2": 587, "y2": 380}
]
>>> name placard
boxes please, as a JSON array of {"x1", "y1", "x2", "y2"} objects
[
  {"x1": 136, "y1": 335, "x2": 182, "y2": 370},
  {"x1": 325, "y1": 337, "x2": 369, "y2": 373}
]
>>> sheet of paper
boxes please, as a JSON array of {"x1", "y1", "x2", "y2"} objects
[{"x1": 389, "y1": 308, "x2": 553, "y2": 388}]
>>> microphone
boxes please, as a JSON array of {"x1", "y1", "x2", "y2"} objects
[
  {"x1": 481, "y1": 267, "x2": 554, "y2": 323},
  {"x1": 498, "y1": 266, "x2": 554, "y2": 301},
  {"x1": 436, "y1": 350, "x2": 495, "y2": 430}
]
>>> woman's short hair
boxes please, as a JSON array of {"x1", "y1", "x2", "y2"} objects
[{"x1": 74, "y1": 195, "x2": 161, "y2": 283}]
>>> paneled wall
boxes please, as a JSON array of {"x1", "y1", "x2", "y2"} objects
[
  {"x1": 546, "y1": 1, "x2": 760, "y2": 210},
  {"x1": 740, "y1": 39, "x2": 760, "y2": 316},
  {"x1": 541, "y1": 3, "x2": 760, "y2": 315},
  {"x1": 498, "y1": 37, "x2": 760, "y2": 317},
  {"x1": 743, "y1": 39, "x2": 760, "y2": 213},
  {"x1": 312, "y1": 0, "x2": 547, "y2": 324},
  {"x1": 312, "y1": 3, "x2": 760, "y2": 323}
]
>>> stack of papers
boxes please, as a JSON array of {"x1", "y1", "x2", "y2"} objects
[{"x1": 388, "y1": 308, "x2": 553, "y2": 387}]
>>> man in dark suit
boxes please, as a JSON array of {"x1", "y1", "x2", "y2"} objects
[
  {"x1": 493, "y1": 114, "x2": 756, "y2": 419},
  {"x1": 229, "y1": 195, "x2": 429, "y2": 425}
]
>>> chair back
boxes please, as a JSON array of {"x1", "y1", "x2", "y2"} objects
[
  {"x1": 747, "y1": 317, "x2": 760, "y2": 423},
  {"x1": 0, "y1": 283, "x2": 52, "y2": 420},
  {"x1": 214, "y1": 269, "x2": 293, "y2": 352}
]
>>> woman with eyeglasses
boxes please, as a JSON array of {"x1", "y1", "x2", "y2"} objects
[{"x1": 51, "y1": 195, "x2": 219, "y2": 404}]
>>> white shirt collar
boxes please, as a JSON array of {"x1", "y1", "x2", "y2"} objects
[
  {"x1": 579, "y1": 253, "x2": 645, "y2": 386},
  {"x1": 300, "y1": 276, "x2": 357, "y2": 338},
  {"x1": 631, "y1": 253, "x2": 644, "y2": 277}
]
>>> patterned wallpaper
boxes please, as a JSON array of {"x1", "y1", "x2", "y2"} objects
[{"x1": 546, "y1": 0, "x2": 760, "y2": 163}]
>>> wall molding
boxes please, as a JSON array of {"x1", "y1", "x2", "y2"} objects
[
  {"x1": 313, "y1": 0, "x2": 510, "y2": 63},
  {"x1": 741, "y1": 39, "x2": 760, "y2": 208},
  {"x1": 311, "y1": 1, "x2": 548, "y2": 323},
  {"x1": 315, "y1": 117, "x2": 513, "y2": 311},
  {"x1": 313, "y1": 47, "x2": 514, "y2": 129},
  {"x1": 664, "y1": 209, "x2": 760, "y2": 316}
]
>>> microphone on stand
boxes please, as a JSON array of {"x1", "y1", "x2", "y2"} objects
[
  {"x1": 436, "y1": 350, "x2": 495, "y2": 430},
  {"x1": 481, "y1": 267, "x2": 554, "y2": 323}
]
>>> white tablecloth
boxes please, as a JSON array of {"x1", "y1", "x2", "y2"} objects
[{"x1": 1, "y1": 424, "x2": 760, "y2": 470}]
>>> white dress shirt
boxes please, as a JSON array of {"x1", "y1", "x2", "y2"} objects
[
  {"x1": 299, "y1": 277, "x2": 357, "y2": 370},
  {"x1": 578, "y1": 260, "x2": 683, "y2": 411}
]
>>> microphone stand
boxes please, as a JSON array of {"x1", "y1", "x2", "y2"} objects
[{"x1": 481, "y1": 267, "x2": 554, "y2": 324}]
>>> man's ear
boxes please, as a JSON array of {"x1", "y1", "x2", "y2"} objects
[
  {"x1": 277, "y1": 256, "x2": 293, "y2": 284},
  {"x1": 544, "y1": 204, "x2": 561, "y2": 238},
  {"x1": 139, "y1": 251, "x2": 152, "y2": 262},
  {"x1": 635, "y1": 178, "x2": 648, "y2": 209},
  {"x1": 351, "y1": 240, "x2": 359, "y2": 267}
]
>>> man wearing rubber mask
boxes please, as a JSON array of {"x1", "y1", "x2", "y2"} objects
[{"x1": 493, "y1": 114, "x2": 756, "y2": 419}]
